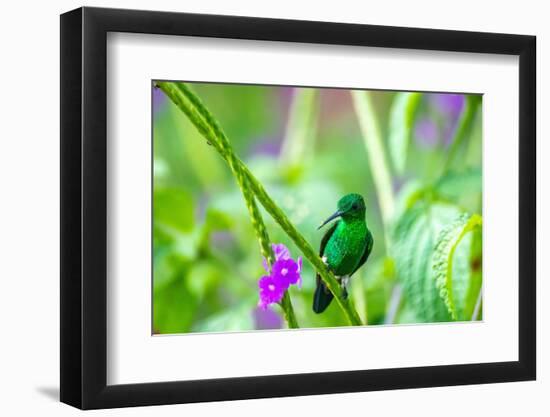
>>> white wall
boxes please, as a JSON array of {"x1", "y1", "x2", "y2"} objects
[{"x1": 0, "y1": 0, "x2": 545, "y2": 415}]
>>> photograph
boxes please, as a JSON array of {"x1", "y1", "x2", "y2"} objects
[
  {"x1": 54, "y1": 4, "x2": 538, "y2": 411},
  {"x1": 152, "y1": 80, "x2": 483, "y2": 334}
]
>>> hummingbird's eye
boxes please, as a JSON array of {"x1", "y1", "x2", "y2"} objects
[{"x1": 352, "y1": 203, "x2": 358, "y2": 210}]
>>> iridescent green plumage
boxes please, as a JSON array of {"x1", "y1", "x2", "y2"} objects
[{"x1": 313, "y1": 193, "x2": 373, "y2": 313}]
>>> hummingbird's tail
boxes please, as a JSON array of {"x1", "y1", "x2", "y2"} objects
[{"x1": 313, "y1": 275, "x2": 333, "y2": 313}]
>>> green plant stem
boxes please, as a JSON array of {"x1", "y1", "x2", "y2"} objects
[
  {"x1": 210, "y1": 247, "x2": 299, "y2": 328},
  {"x1": 242, "y1": 183, "x2": 274, "y2": 264},
  {"x1": 244, "y1": 185, "x2": 300, "y2": 330},
  {"x1": 279, "y1": 88, "x2": 318, "y2": 168},
  {"x1": 156, "y1": 81, "x2": 299, "y2": 328},
  {"x1": 158, "y1": 81, "x2": 362, "y2": 326},
  {"x1": 351, "y1": 91, "x2": 395, "y2": 250},
  {"x1": 236, "y1": 161, "x2": 363, "y2": 325},
  {"x1": 280, "y1": 292, "x2": 299, "y2": 328}
]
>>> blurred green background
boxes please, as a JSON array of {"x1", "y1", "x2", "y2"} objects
[{"x1": 153, "y1": 82, "x2": 482, "y2": 334}]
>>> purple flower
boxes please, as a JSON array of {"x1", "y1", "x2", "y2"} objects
[
  {"x1": 272, "y1": 243, "x2": 291, "y2": 261},
  {"x1": 272, "y1": 258, "x2": 301, "y2": 287},
  {"x1": 258, "y1": 275, "x2": 286, "y2": 309},
  {"x1": 431, "y1": 93, "x2": 465, "y2": 118},
  {"x1": 414, "y1": 118, "x2": 438, "y2": 148},
  {"x1": 427, "y1": 93, "x2": 467, "y2": 146},
  {"x1": 262, "y1": 243, "x2": 292, "y2": 271},
  {"x1": 258, "y1": 243, "x2": 303, "y2": 308}
]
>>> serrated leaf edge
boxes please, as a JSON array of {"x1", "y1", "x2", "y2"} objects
[{"x1": 432, "y1": 213, "x2": 482, "y2": 320}]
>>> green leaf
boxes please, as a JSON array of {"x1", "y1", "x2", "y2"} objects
[
  {"x1": 434, "y1": 168, "x2": 482, "y2": 212},
  {"x1": 153, "y1": 245, "x2": 187, "y2": 290},
  {"x1": 392, "y1": 202, "x2": 463, "y2": 322},
  {"x1": 196, "y1": 208, "x2": 235, "y2": 250},
  {"x1": 468, "y1": 229, "x2": 483, "y2": 320},
  {"x1": 432, "y1": 213, "x2": 482, "y2": 320},
  {"x1": 391, "y1": 180, "x2": 425, "y2": 225},
  {"x1": 436, "y1": 168, "x2": 481, "y2": 198},
  {"x1": 154, "y1": 187, "x2": 194, "y2": 233},
  {"x1": 153, "y1": 277, "x2": 198, "y2": 334},
  {"x1": 186, "y1": 261, "x2": 224, "y2": 298},
  {"x1": 388, "y1": 92, "x2": 422, "y2": 174},
  {"x1": 205, "y1": 208, "x2": 234, "y2": 230}
]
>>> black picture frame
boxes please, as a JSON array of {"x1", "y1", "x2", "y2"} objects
[{"x1": 60, "y1": 6, "x2": 536, "y2": 410}]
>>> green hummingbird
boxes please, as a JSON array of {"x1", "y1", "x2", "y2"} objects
[{"x1": 313, "y1": 193, "x2": 373, "y2": 314}]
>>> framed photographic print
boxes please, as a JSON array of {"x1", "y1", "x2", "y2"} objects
[{"x1": 60, "y1": 6, "x2": 536, "y2": 409}]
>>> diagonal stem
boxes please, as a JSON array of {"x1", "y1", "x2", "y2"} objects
[
  {"x1": 238, "y1": 162, "x2": 362, "y2": 325},
  {"x1": 156, "y1": 81, "x2": 298, "y2": 328},
  {"x1": 280, "y1": 292, "x2": 299, "y2": 328},
  {"x1": 157, "y1": 81, "x2": 362, "y2": 326}
]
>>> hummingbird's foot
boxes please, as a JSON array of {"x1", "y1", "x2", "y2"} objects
[{"x1": 321, "y1": 256, "x2": 328, "y2": 265}]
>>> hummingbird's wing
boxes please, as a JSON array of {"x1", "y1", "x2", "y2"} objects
[
  {"x1": 350, "y1": 229, "x2": 374, "y2": 277},
  {"x1": 319, "y1": 221, "x2": 339, "y2": 257}
]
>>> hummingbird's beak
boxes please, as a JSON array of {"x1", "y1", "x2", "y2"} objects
[{"x1": 318, "y1": 210, "x2": 344, "y2": 229}]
